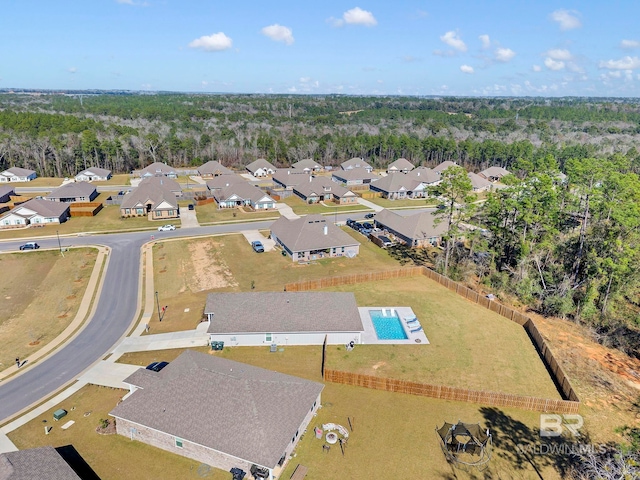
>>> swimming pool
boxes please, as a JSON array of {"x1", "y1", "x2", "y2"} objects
[{"x1": 369, "y1": 309, "x2": 408, "y2": 340}]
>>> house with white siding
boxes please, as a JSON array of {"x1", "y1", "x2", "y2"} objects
[
  {"x1": 212, "y1": 182, "x2": 275, "y2": 210},
  {"x1": 0, "y1": 167, "x2": 37, "y2": 183},
  {"x1": 293, "y1": 176, "x2": 358, "y2": 205},
  {"x1": 75, "y1": 167, "x2": 112, "y2": 182},
  {"x1": 138, "y1": 162, "x2": 178, "y2": 178},
  {"x1": 331, "y1": 168, "x2": 380, "y2": 186},
  {"x1": 369, "y1": 173, "x2": 428, "y2": 199},
  {"x1": 45, "y1": 182, "x2": 98, "y2": 203},
  {"x1": 0, "y1": 198, "x2": 70, "y2": 227},
  {"x1": 197, "y1": 161, "x2": 234, "y2": 178},
  {"x1": 246, "y1": 158, "x2": 277, "y2": 177},
  {"x1": 340, "y1": 157, "x2": 373, "y2": 172},
  {"x1": 291, "y1": 159, "x2": 323, "y2": 173},
  {"x1": 387, "y1": 158, "x2": 415, "y2": 174}
]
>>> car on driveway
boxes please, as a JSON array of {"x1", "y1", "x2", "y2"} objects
[
  {"x1": 251, "y1": 240, "x2": 265, "y2": 253},
  {"x1": 146, "y1": 361, "x2": 169, "y2": 372},
  {"x1": 364, "y1": 213, "x2": 375, "y2": 219},
  {"x1": 157, "y1": 224, "x2": 176, "y2": 231},
  {"x1": 378, "y1": 235, "x2": 394, "y2": 247},
  {"x1": 19, "y1": 242, "x2": 40, "y2": 250},
  {"x1": 188, "y1": 203, "x2": 195, "y2": 211},
  {"x1": 362, "y1": 222, "x2": 374, "y2": 230}
]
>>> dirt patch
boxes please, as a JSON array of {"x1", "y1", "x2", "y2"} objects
[
  {"x1": 186, "y1": 240, "x2": 236, "y2": 291},
  {"x1": 372, "y1": 361, "x2": 386, "y2": 370},
  {"x1": 28, "y1": 341, "x2": 40, "y2": 346},
  {"x1": 66, "y1": 295, "x2": 76, "y2": 300}
]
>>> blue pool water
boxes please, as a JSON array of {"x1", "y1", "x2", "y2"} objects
[{"x1": 369, "y1": 309, "x2": 408, "y2": 340}]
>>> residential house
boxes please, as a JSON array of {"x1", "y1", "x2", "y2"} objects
[
  {"x1": 75, "y1": 167, "x2": 112, "y2": 182},
  {"x1": 45, "y1": 181, "x2": 98, "y2": 203},
  {"x1": 386, "y1": 158, "x2": 415, "y2": 174},
  {"x1": 374, "y1": 208, "x2": 448, "y2": 247},
  {"x1": 110, "y1": 350, "x2": 324, "y2": 479},
  {"x1": 0, "y1": 185, "x2": 15, "y2": 203},
  {"x1": 331, "y1": 167, "x2": 380, "y2": 186},
  {"x1": 340, "y1": 157, "x2": 373, "y2": 172},
  {"x1": 0, "y1": 198, "x2": 70, "y2": 227},
  {"x1": 479, "y1": 166, "x2": 511, "y2": 182},
  {"x1": 205, "y1": 292, "x2": 363, "y2": 346},
  {"x1": 468, "y1": 172, "x2": 492, "y2": 192},
  {"x1": 0, "y1": 167, "x2": 37, "y2": 183},
  {"x1": 120, "y1": 177, "x2": 179, "y2": 220},
  {"x1": 406, "y1": 166, "x2": 441, "y2": 185},
  {"x1": 0, "y1": 446, "x2": 83, "y2": 479},
  {"x1": 271, "y1": 214, "x2": 360, "y2": 261},
  {"x1": 272, "y1": 170, "x2": 311, "y2": 190},
  {"x1": 138, "y1": 162, "x2": 178, "y2": 178},
  {"x1": 212, "y1": 182, "x2": 275, "y2": 210},
  {"x1": 432, "y1": 160, "x2": 458, "y2": 173},
  {"x1": 290, "y1": 159, "x2": 322, "y2": 173},
  {"x1": 197, "y1": 161, "x2": 234, "y2": 178},
  {"x1": 293, "y1": 176, "x2": 358, "y2": 205},
  {"x1": 139, "y1": 176, "x2": 183, "y2": 197},
  {"x1": 205, "y1": 174, "x2": 247, "y2": 193},
  {"x1": 369, "y1": 173, "x2": 428, "y2": 199},
  {"x1": 246, "y1": 158, "x2": 277, "y2": 177}
]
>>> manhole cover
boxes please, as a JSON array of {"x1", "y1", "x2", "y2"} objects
[{"x1": 415, "y1": 338, "x2": 422, "y2": 343}]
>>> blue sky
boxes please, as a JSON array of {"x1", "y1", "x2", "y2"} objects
[{"x1": 1, "y1": 1, "x2": 640, "y2": 96}]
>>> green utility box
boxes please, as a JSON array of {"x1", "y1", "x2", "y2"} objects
[{"x1": 53, "y1": 409, "x2": 67, "y2": 421}]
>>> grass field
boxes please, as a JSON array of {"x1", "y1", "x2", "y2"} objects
[
  {"x1": 116, "y1": 346, "x2": 564, "y2": 480},
  {"x1": 280, "y1": 195, "x2": 369, "y2": 215},
  {"x1": 367, "y1": 197, "x2": 439, "y2": 208},
  {"x1": 90, "y1": 174, "x2": 131, "y2": 187},
  {"x1": 195, "y1": 202, "x2": 279, "y2": 224},
  {"x1": 0, "y1": 248, "x2": 97, "y2": 372},
  {"x1": 5, "y1": 177, "x2": 63, "y2": 187},
  {"x1": 149, "y1": 229, "x2": 399, "y2": 333}
]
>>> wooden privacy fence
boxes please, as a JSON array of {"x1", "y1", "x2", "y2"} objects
[
  {"x1": 284, "y1": 266, "x2": 424, "y2": 291},
  {"x1": 324, "y1": 370, "x2": 580, "y2": 414},
  {"x1": 70, "y1": 202, "x2": 103, "y2": 217}
]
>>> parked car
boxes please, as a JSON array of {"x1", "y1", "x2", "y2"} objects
[
  {"x1": 364, "y1": 213, "x2": 375, "y2": 219},
  {"x1": 250, "y1": 465, "x2": 269, "y2": 479},
  {"x1": 188, "y1": 203, "x2": 195, "y2": 211},
  {"x1": 146, "y1": 361, "x2": 169, "y2": 372},
  {"x1": 378, "y1": 235, "x2": 394, "y2": 247},
  {"x1": 19, "y1": 242, "x2": 40, "y2": 250},
  {"x1": 251, "y1": 240, "x2": 265, "y2": 253},
  {"x1": 346, "y1": 218, "x2": 355, "y2": 227},
  {"x1": 157, "y1": 224, "x2": 176, "y2": 231},
  {"x1": 362, "y1": 222, "x2": 374, "y2": 230}
]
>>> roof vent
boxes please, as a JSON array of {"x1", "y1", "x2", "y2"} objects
[{"x1": 323, "y1": 224, "x2": 328, "y2": 235}]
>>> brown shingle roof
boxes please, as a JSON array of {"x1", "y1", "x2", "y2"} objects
[
  {"x1": 197, "y1": 161, "x2": 234, "y2": 176},
  {"x1": 0, "y1": 447, "x2": 81, "y2": 480},
  {"x1": 468, "y1": 172, "x2": 491, "y2": 190},
  {"x1": 205, "y1": 292, "x2": 364, "y2": 334},
  {"x1": 110, "y1": 351, "x2": 324, "y2": 469},
  {"x1": 246, "y1": 159, "x2": 276, "y2": 174},
  {"x1": 76, "y1": 167, "x2": 111, "y2": 178},
  {"x1": 120, "y1": 179, "x2": 178, "y2": 210},
  {"x1": 406, "y1": 167, "x2": 440, "y2": 184},
  {"x1": 479, "y1": 166, "x2": 510, "y2": 179},
  {"x1": 271, "y1": 214, "x2": 360, "y2": 253},
  {"x1": 205, "y1": 174, "x2": 247, "y2": 191},
  {"x1": 387, "y1": 158, "x2": 415, "y2": 172}
]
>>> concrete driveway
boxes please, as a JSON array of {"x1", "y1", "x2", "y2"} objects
[
  {"x1": 275, "y1": 202, "x2": 300, "y2": 219},
  {"x1": 241, "y1": 230, "x2": 276, "y2": 252},
  {"x1": 180, "y1": 208, "x2": 200, "y2": 228}
]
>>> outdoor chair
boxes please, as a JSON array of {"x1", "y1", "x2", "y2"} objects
[{"x1": 410, "y1": 325, "x2": 423, "y2": 333}]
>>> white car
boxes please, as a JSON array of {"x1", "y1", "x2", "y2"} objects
[{"x1": 157, "y1": 225, "x2": 176, "y2": 232}]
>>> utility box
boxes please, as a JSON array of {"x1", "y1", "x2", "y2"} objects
[{"x1": 53, "y1": 409, "x2": 67, "y2": 421}]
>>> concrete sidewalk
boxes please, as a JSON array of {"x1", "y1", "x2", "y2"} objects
[{"x1": 108, "y1": 328, "x2": 209, "y2": 362}]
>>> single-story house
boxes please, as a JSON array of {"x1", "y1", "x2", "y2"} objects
[
  {"x1": 0, "y1": 185, "x2": 15, "y2": 203},
  {"x1": 271, "y1": 214, "x2": 360, "y2": 261},
  {"x1": 74, "y1": 167, "x2": 112, "y2": 182},
  {"x1": 205, "y1": 291, "x2": 363, "y2": 346},
  {"x1": 120, "y1": 177, "x2": 179, "y2": 220},
  {"x1": 468, "y1": 172, "x2": 492, "y2": 192},
  {"x1": 331, "y1": 168, "x2": 380, "y2": 186},
  {"x1": 374, "y1": 208, "x2": 448, "y2": 247},
  {"x1": 369, "y1": 173, "x2": 427, "y2": 199},
  {"x1": 198, "y1": 161, "x2": 234, "y2": 178},
  {"x1": 110, "y1": 350, "x2": 324, "y2": 479},
  {"x1": 272, "y1": 170, "x2": 311, "y2": 190},
  {"x1": 293, "y1": 176, "x2": 358, "y2": 205},
  {"x1": 45, "y1": 181, "x2": 98, "y2": 203},
  {"x1": 0, "y1": 446, "x2": 82, "y2": 479},
  {"x1": 0, "y1": 167, "x2": 37, "y2": 183},
  {"x1": 406, "y1": 166, "x2": 441, "y2": 186},
  {"x1": 387, "y1": 158, "x2": 415, "y2": 174},
  {"x1": 291, "y1": 159, "x2": 323, "y2": 173},
  {"x1": 138, "y1": 162, "x2": 178, "y2": 178},
  {"x1": 205, "y1": 174, "x2": 247, "y2": 192},
  {"x1": 213, "y1": 182, "x2": 276, "y2": 210},
  {"x1": 340, "y1": 157, "x2": 373, "y2": 172},
  {"x1": 479, "y1": 166, "x2": 511, "y2": 182},
  {"x1": 432, "y1": 160, "x2": 458, "y2": 173},
  {"x1": 246, "y1": 158, "x2": 277, "y2": 177},
  {"x1": 0, "y1": 198, "x2": 70, "y2": 227}
]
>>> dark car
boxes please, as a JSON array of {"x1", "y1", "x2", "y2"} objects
[
  {"x1": 19, "y1": 242, "x2": 40, "y2": 250},
  {"x1": 146, "y1": 361, "x2": 169, "y2": 372},
  {"x1": 346, "y1": 218, "x2": 355, "y2": 227},
  {"x1": 251, "y1": 240, "x2": 265, "y2": 253},
  {"x1": 364, "y1": 213, "x2": 375, "y2": 219},
  {"x1": 188, "y1": 203, "x2": 195, "y2": 210},
  {"x1": 378, "y1": 235, "x2": 394, "y2": 247},
  {"x1": 250, "y1": 465, "x2": 269, "y2": 479},
  {"x1": 362, "y1": 222, "x2": 374, "y2": 229}
]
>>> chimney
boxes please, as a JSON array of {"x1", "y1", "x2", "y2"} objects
[{"x1": 323, "y1": 224, "x2": 328, "y2": 235}]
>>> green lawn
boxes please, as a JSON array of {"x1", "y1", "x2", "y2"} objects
[
  {"x1": 194, "y1": 202, "x2": 279, "y2": 224},
  {"x1": 367, "y1": 197, "x2": 439, "y2": 208},
  {"x1": 281, "y1": 195, "x2": 370, "y2": 215},
  {"x1": 5, "y1": 177, "x2": 63, "y2": 187},
  {"x1": 91, "y1": 174, "x2": 131, "y2": 187}
]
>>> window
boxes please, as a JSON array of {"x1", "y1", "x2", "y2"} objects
[
  {"x1": 175, "y1": 437, "x2": 183, "y2": 448},
  {"x1": 168, "y1": 210, "x2": 174, "y2": 216},
  {"x1": 265, "y1": 333, "x2": 272, "y2": 342},
  {"x1": 136, "y1": 208, "x2": 144, "y2": 215},
  {"x1": 125, "y1": 208, "x2": 131, "y2": 215}
]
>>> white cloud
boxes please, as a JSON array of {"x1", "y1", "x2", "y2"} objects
[
  {"x1": 545, "y1": 57, "x2": 565, "y2": 70},
  {"x1": 261, "y1": 24, "x2": 294, "y2": 45},
  {"x1": 550, "y1": 9, "x2": 581, "y2": 30},
  {"x1": 115, "y1": 0, "x2": 134, "y2": 4},
  {"x1": 68, "y1": 67, "x2": 77, "y2": 74},
  {"x1": 479, "y1": 34, "x2": 491, "y2": 49},
  {"x1": 460, "y1": 65, "x2": 474, "y2": 74},
  {"x1": 533, "y1": 65, "x2": 542, "y2": 72},
  {"x1": 188, "y1": 32, "x2": 233, "y2": 52},
  {"x1": 599, "y1": 56, "x2": 640, "y2": 70},
  {"x1": 546, "y1": 48, "x2": 572, "y2": 60},
  {"x1": 440, "y1": 31, "x2": 467, "y2": 52},
  {"x1": 299, "y1": 77, "x2": 311, "y2": 83},
  {"x1": 495, "y1": 47, "x2": 516, "y2": 62},
  {"x1": 333, "y1": 7, "x2": 377, "y2": 27},
  {"x1": 621, "y1": 39, "x2": 640, "y2": 49}
]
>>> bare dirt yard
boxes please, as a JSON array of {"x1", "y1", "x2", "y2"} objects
[{"x1": 0, "y1": 248, "x2": 97, "y2": 372}]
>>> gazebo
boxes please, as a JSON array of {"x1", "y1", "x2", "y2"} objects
[{"x1": 436, "y1": 421, "x2": 492, "y2": 471}]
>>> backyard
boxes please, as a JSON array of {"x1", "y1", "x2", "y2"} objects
[
  {"x1": 0, "y1": 248, "x2": 97, "y2": 372},
  {"x1": 280, "y1": 195, "x2": 369, "y2": 215}
]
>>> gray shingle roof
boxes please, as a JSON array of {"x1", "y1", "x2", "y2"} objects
[
  {"x1": 205, "y1": 292, "x2": 364, "y2": 334},
  {"x1": 11, "y1": 198, "x2": 70, "y2": 218},
  {"x1": 76, "y1": 167, "x2": 111, "y2": 178},
  {"x1": 272, "y1": 170, "x2": 311, "y2": 188},
  {"x1": 331, "y1": 168, "x2": 380, "y2": 182},
  {"x1": 197, "y1": 161, "x2": 234, "y2": 176},
  {"x1": 293, "y1": 176, "x2": 354, "y2": 199},
  {"x1": 468, "y1": 172, "x2": 491, "y2": 190},
  {"x1": 432, "y1": 161, "x2": 458, "y2": 173},
  {"x1": 214, "y1": 182, "x2": 274, "y2": 204},
  {"x1": 139, "y1": 162, "x2": 177, "y2": 176},
  {"x1": 375, "y1": 208, "x2": 448, "y2": 241},
  {"x1": 479, "y1": 166, "x2": 510, "y2": 179},
  {"x1": 246, "y1": 159, "x2": 276, "y2": 174},
  {"x1": 45, "y1": 182, "x2": 96, "y2": 200},
  {"x1": 406, "y1": 167, "x2": 440, "y2": 184},
  {"x1": 271, "y1": 214, "x2": 360, "y2": 253},
  {"x1": 205, "y1": 174, "x2": 247, "y2": 191},
  {"x1": 2, "y1": 167, "x2": 36, "y2": 177},
  {"x1": 0, "y1": 185, "x2": 15, "y2": 198},
  {"x1": 111, "y1": 350, "x2": 324, "y2": 470},
  {"x1": 120, "y1": 178, "x2": 178, "y2": 210},
  {"x1": 370, "y1": 173, "x2": 423, "y2": 194},
  {"x1": 387, "y1": 158, "x2": 415, "y2": 171},
  {"x1": 340, "y1": 157, "x2": 372, "y2": 170},
  {"x1": 291, "y1": 159, "x2": 322, "y2": 170},
  {"x1": 0, "y1": 447, "x2": 81, "y2": 480}
]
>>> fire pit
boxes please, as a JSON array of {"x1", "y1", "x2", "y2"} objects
[{"x1": 326, "y1": 432, "x2": 338, "y2": 444}]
